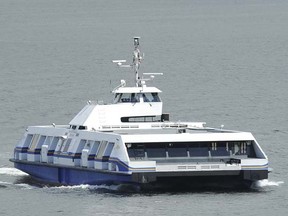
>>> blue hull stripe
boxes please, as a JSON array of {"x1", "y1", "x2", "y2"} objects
[{"x1": 14, "y1": 161, "x2": 133, "y2": 185}]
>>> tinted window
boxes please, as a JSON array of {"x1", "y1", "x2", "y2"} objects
[
  {"x1": 167, "y1": 143, "x2": 188, "y2": 157},
  {"x1": 103, "y1": 142, "x2": 114, "y2": 156},
  {"x1": 146, "y1": 143, "x2": 166, "y2": 158},
  {"x1": 23, "y1": 134, "x2": 33, "y2": 147},
  {"x1": 37, "y1": 136, "x2": 46, "y2": 149},
  {"x1": 127, "y1": 144, "x2": 145, "y2": 158},
  {"x1": 189, "y1": 143, "x2": 209, "y2": 157}
]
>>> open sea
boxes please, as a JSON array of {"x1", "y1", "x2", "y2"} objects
[{"x1": 0, "y1": 0, "x2": 287, "y2": 215}]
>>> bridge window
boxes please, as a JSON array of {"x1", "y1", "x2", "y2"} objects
[
  {"x1": 114, "y1": 93, "x2": 121, "y2": 103},
  {"x1": 142, "y1": 93, "x2": 161, "y2": 102},
  {"x1": 115, "y1": 93, "x2": 140, "y2": 103},
  {"x1": 151, "y1": 93, "x2": 161, "y2": 102},
  {"x1": 120, "y1": 93, "x2": 130, "y2": 102},
  {"x1": 114, "y1": 92, "x2": 161, "y2": 103}
]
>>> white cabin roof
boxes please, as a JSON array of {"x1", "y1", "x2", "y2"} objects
[{"x1": 113, "y1": 86, "x2": 162, "y2": 94}]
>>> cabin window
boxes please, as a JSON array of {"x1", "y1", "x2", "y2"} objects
[
  {"x1": 23, "y1": 134, "x2": 33, "y2": 147},
  {"x1": 55, "y1": 138, "x2": 65, "y2": 152},
  {"x1": 245, "y1": 141, "x2": 254, "y2": 157},
  {"x1": 126, "y1": 141, "x2": 256, "y2": 160},
  {"x1": 231, "y1": 142, "x2": 245, "y2": 155},
  {"x1": 167, "y1": 143, "x2": 188, "y2": 157},
  {"x1": 121, "y1": 116, "x2": 161, "y2": 123},
  {"x1": 92, "y1": 141, "x2": 101, "y2": 156},
  {"x1": 146, "y1": 143, "x2": 167, "y2": 158},
  {"x1": 77, "y1": 139, "x2": 87, "y2": 152},
  {"x1": 36, "y1": 135, "x2": 46, "y2": 149},
  {"x1": 210, "y1": 142, "x2": 230, "y2": 157},
  {"x1": 126, "y1": 143, "x2": 145, "y2": 158},
  {"x1": 96, "y1": 141, "x2": 109, "y2": 158},
  {"x1": 229, "y1": 141, "x2": 256, "y2": 157},
  {"x1": 44, "y1": 136, "x2": 53, "y2": 146},
  {"x1": 46, "y1": 137, "x2": 60, "y2": 156},
  {"x1": 83, "y1": 140, "x2": 101, "y2": 155},
  {"x1": 61, "y1": 138, "x2": 72, "y2": 153},
  {"x1": 188, "y1": 143, "x2": 210, "y2": 157},
  {"x1": 103, "y1": 142, "x2": 115, "y2": 157},
  {"x1": 50, "y1": 137, "x2": 60, "y2": 149},
  {"x1": 29, "y1": 134, "x2": 40, "y2": 150},
  {"x1": 83, "y1": 140, "x2": 94, "y2": 150}
]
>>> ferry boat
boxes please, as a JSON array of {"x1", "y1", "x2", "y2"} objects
[{"x1": 10, "y1": 37, "x2": 269, "y2": 189}]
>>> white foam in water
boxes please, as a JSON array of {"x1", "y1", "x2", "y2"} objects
[
  {"x1": 0, "y1": 180, "x2": 13, "y2": 186},
  {"x1": 0, "y1": 167, "x2": 28, "y2": 176},
  {"x1": 0, "y1": 180, "x2": 36, "y2": 190},
  {"x1": 14, "y1": 183, "x2": 37, "y2": 190},
  {"x1": 49, "y1": 184, "x2": 120, "y2": 191},
  {"x1": 253, "y1": 179, "x2": 284, "y2": 188}
]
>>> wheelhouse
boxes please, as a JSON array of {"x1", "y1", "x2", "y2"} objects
[{"x1": 114, "y1": 92, "x2": 161, "y2": 103}]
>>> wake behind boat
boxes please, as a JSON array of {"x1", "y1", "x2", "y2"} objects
[{"x1": 10, "y1": 37, "x2": 269, "y2": 189}]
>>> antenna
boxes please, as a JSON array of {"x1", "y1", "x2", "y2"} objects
[
  {"x1": 140, "y1": 73, "x2": 163, "y2": 84},
  {"x1": 112, "y1": 60, "x2": 130, "y2": 67}
]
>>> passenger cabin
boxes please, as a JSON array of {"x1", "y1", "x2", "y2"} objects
[{"x1": 126, "y1": 140, "x2": 257, "y2": 161}]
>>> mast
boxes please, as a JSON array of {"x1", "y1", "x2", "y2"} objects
[
  {"x1": 112, "y1": 37, "x2": 162, "y2": 88},
  {"x1": 132, "y1": 37, "x2": 142, "y2": 87},
  {"x1": 112, "y1": 37, "x2": 144, "y2": 87}
]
